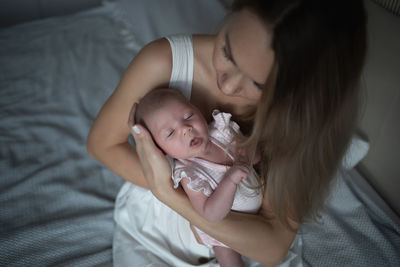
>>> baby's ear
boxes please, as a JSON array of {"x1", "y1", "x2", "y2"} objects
[{"x1": 128, "y1": 102, "x2": 138, "y2": 127}]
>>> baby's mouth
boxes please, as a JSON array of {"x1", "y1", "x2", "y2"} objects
[{"x1": 190, "y1": 137, "x2": 202, "y2": 148}]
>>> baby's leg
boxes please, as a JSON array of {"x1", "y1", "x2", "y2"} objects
[{"x1": 213, "y1": 246, "x2": 243, "y2": 267}]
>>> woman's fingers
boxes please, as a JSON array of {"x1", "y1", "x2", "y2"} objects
[
  {"x1": 131, "y1": 124, "x2": 157, "y2": 166},
  {"x1": 131, "y1": 124, "x2": 158, "y2": 185},
  {"x1": 131, "y1": 124, "x2": 172, "y2": 193}
]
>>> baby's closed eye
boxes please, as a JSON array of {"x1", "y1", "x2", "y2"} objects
[{"x1": 184, "y1": 113, "x2": 194, "y2": 120}]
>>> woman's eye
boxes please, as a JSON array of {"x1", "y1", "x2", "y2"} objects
[
  {"x1": 222, "y1": 46, "x2": 232, "y2": 62},
  {"x1": 253, "y1": 81, "x2": 263, "y2": 91}
]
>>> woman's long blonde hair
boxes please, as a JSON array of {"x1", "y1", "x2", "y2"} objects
[{"x1": 232, "y1": 0, "x2": 367, "y2": 230}]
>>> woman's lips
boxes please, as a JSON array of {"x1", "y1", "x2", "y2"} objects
[{"x1": 190, "y1": 137, "x2": 203, "y2": 148}]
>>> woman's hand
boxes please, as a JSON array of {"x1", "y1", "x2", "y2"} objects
[{"x1": 128, "y1": 103, "x2": 172, "y2": 197}]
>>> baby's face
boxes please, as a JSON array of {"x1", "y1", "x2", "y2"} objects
[{"x1": 144, "y1": 96, "x2": 209, "y2": 159}]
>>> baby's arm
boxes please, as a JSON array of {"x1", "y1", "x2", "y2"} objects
[{"x1": 181, "y1": 165, "x2": 249, "y2": 222}]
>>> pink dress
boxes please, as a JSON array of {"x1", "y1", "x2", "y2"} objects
[{"x1": 173, "y1": 110, "x2": 263, "y2": 248}]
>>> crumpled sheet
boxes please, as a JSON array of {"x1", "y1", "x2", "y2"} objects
[
  {"x1": 300, "y1": 169, "x2": 400, "y2": 266},
  {"x1": 0, "y1": 2, "x2": 137, "y2": 266}
]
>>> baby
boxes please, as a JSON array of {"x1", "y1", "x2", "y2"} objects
[{"x1": 135, "y1": 88, "x2": 262, "y2": 267}]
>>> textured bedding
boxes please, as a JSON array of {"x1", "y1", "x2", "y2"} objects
[
  {"x1": 300, "y1": 169, "x2": 400, "y2": 266},
  {"x1": 0, "y1": 0, "x2": 399, "y2": 266},
  {"x1": 0, "y1": 3, "x2": 136, "y2": 266}
]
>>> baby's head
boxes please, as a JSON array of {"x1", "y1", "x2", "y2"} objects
[{"x1": 135, "y1": 88, "x2": 209, "y2": 159}]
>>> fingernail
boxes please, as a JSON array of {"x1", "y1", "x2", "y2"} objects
[{"x1": 132, "y1": 125, "x2": 141, "y2": 134}]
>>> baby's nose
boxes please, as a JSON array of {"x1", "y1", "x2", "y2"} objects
[{"x1": 183, "y1": 125, "x2": 192, "y2": 136}]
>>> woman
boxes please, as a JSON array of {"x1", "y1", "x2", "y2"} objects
[{"x1": 87, "y1": 0, "x2": 367, "y2": 266}]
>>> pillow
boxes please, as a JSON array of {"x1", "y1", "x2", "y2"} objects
[{"x1": 342, "y1": 135, "x2": 370, "y2": 169}]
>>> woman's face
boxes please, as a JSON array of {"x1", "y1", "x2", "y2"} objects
[{"x1": 213, "y1": 9, "x2": 275, "y2": 105}]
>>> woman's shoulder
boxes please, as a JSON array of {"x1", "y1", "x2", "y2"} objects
[
  {"x1": 144, "y1": 34, "x2": 213, "y2": 57},
  {"x1": 119, "y1": 38, "x2": 173, "y2": 94},
  {"x1": 134, "y1": 38, "x2": 172, "y2": 71},
  {"x1": 110, "y1": 38, "x2": 173, "y2": 112},
  {"x1": 132, "y1": 35, "x2": 214, "y2": 84}
]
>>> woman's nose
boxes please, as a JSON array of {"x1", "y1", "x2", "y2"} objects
[{"x1": 220, "y1": 71, "x2": 243, "y2": 96}]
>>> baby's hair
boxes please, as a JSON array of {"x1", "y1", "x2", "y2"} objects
[{"x1": 135, "y1": 88, "x2": 186, "y2": 129}]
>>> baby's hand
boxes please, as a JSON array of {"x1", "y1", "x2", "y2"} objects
[{"x1": 226, "y1": 164, "x2": 249, "y2": 185}]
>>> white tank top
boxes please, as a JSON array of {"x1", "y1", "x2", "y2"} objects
[{"x1": 165, "y1": 35, "x2": 194, "y2": 100}]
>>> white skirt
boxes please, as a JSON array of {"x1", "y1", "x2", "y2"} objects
[{"x1": 113, "y1": 181, "x2": 303, "y2": 267}]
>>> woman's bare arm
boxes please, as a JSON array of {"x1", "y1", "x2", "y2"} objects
[
  {"x1": 168, "y1": 187, "x2": 296, "y2": 266},
  {"x1": 86, "y1": 38, "x2": 172, "y2": 188},
  {"x1": 131, "y1": 123, "x2": 297, "y2": 267}
]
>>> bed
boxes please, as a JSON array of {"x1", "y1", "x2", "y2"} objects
[{"x1": 0, "y1": 0, "x2": 399, "y2": 266}]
